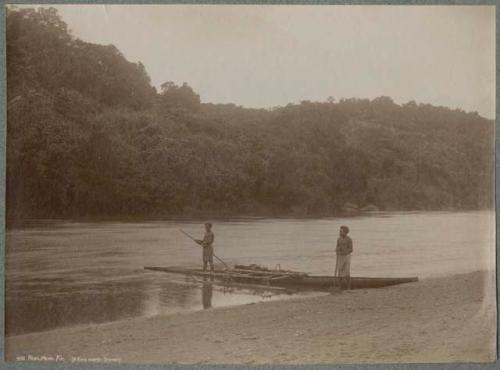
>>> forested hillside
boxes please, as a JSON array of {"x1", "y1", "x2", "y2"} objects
[{"x1": 6, "y1": 7, "x2": 494, "y2": 223}]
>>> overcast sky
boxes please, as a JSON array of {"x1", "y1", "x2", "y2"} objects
[{"x1": 36, "y1": 5, "x2": 495, "y2": 118}]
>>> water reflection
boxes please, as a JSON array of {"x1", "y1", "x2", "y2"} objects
[
  {"x1": 202, "y1": 278, "x2": 213, "y2": 309},
  {"x1": 6, "y1": 278, "x2": 148, "y2": 336}
]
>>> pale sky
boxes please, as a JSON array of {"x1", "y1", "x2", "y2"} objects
[{"x1": 23, "y1": 5, "x2": 497, "y2": 118}]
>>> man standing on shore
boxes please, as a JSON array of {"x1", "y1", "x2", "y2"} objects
[
  {"x1": 335, "y1": 225, "x2": 353, "y2": 290},
  {"x1": 196, "y1": 222, "x2": 215, "y2": 273}
]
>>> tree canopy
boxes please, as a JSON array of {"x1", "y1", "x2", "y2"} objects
[{"x1": 6, "y1": 7, "x2": 494, "y2": 224}]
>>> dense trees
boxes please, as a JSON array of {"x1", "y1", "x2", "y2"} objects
[
  {"x1": 6, "y1": 7, "x2": 494, "y2": 224},
  {"x1": 7, "y1": 7, "x2": 156, "y2": 110}
]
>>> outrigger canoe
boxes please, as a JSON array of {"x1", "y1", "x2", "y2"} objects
[{"x1": 144, "y1": 265, "x2": 418, "y2": 290}]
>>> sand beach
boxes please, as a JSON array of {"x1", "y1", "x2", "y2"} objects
[{"x1": 6, "y1": 270, "x2": 496, "y2": 365}]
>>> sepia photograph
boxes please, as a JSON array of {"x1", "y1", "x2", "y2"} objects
[{"x1": 4, "y1": 4, "x2": 496, "y2": 365}]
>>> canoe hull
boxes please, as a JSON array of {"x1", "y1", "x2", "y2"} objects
[
  {"x1": 144, "y1": 266, "x2": 418, "y2": 290},
  {"x1": 281, "y1": 275, "x2": 418, "y2": 289}
]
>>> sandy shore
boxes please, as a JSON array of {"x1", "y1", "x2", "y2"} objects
[{"x1": 6, "y1": 271, "x2": 496, "y2": 365}]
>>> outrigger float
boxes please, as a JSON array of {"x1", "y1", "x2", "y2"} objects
[{"x1": 144, "y1": 264, "x2": 418, "y2": 291}]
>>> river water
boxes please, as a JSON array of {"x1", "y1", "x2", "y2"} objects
[{"x1": 6, "y1": 211, "x2": 495, "y2": 336}]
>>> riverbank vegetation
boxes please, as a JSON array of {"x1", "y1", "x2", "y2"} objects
[{"x1": 6, "y1": 7, "x2": 494, "y2": 223}]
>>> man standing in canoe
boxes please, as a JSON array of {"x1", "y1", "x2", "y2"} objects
[
  {"x1": 335, "y1": 225, "x2": 353, "y2": 290},
  {"x1": 196, "y1": 222, "x2": 215, "y2": 273}
]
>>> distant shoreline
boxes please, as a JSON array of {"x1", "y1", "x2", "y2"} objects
[
  {"x1": 5, "y1": 208, "x2": 494, "y2": 229},
  {"x1": 6, "y1": 270, "x2": 496, "y2": 364}
]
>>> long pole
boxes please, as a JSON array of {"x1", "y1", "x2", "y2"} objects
[{"x1": 179, "y1": 229, "x2": 230, "y2": 269}]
